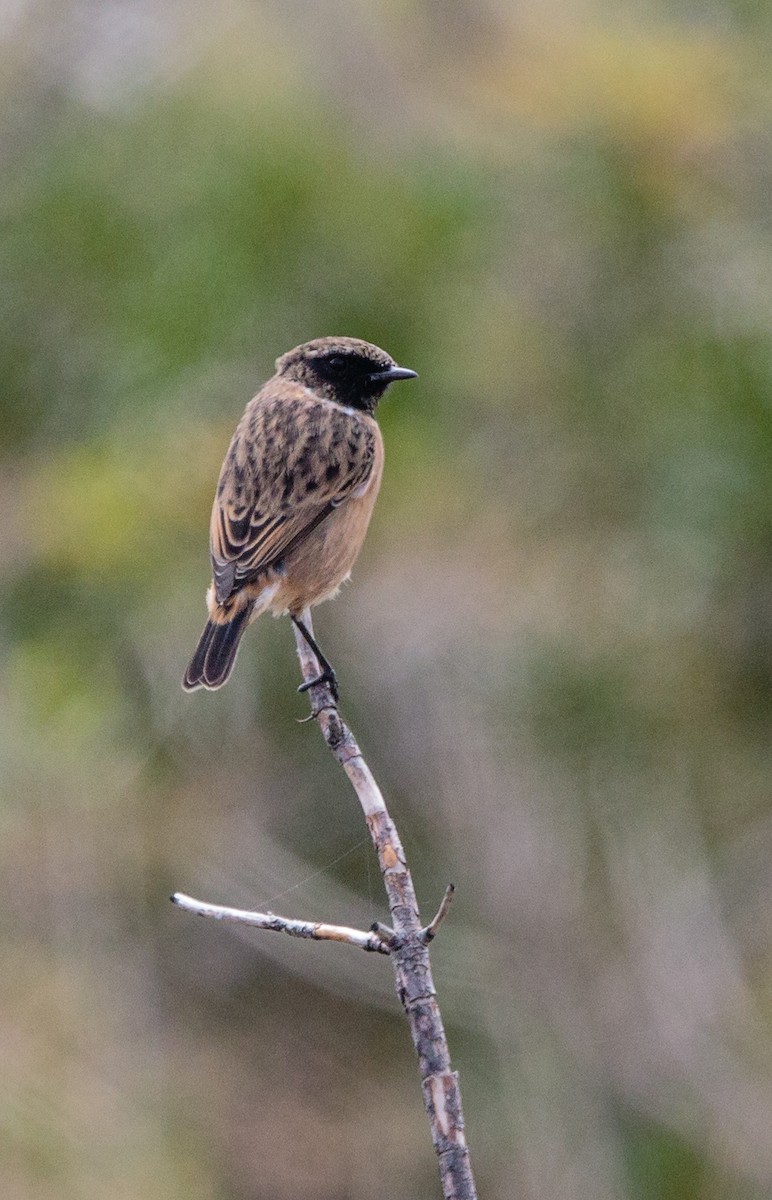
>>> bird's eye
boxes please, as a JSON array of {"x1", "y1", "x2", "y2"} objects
[{"x1": 325, "y1": 355, "x2": 347, "y2": 371}]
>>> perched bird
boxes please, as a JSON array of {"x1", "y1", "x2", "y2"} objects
[{"x1": 183, "y1": 336, "x2": 417, "y2": 695}]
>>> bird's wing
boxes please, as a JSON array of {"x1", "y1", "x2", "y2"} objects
[{"x1": 210, "y1": 393, "x2": 377, "y2": 603}]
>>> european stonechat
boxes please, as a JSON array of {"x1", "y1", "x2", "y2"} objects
[{"x1": 183, "y1": 337, "x2": 417, "y2": 695}]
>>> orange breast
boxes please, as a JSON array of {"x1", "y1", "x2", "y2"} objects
[{"x1": 270, "y1": 420, "x2": 384, "y2": 616}]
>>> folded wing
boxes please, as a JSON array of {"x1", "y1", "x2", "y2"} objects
[{"x1": 210, "y1": 394, "x2": 376, "y2": 604}]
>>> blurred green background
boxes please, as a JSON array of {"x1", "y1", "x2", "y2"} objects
[{"x1": 3, "y1": 2, "x2": 772, "y2": 1197}]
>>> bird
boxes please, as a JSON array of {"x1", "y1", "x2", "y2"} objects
[{"x1": 183, "y1": 336, "x2": 417, "y2": 696}]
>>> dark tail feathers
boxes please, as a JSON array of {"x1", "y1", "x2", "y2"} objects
[{"x1": 182, "y1": 604, "x2": 254, "y2": 691}]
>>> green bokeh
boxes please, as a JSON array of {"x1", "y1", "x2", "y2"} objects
[{"x1": 3, "y1": 5, "x2": 772, "y2": 1198}]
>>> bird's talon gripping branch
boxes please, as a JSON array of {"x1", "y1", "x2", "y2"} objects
[{"x1": 297, "y1": 669, "x2": 339, "y2": 702}]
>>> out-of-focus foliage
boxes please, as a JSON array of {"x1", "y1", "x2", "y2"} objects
[{"x1": 3, "y1": 2, "x2": 772, "y2": 1198}]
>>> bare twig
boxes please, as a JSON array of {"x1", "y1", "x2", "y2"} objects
[
  {"x1": 171, "y1": 892, "x2": 390, "y2": 954},
  {"x1": 292, "y1": 610, "x2": 477, "y2": 1200},
  {"x1": 174, "y1": 613, "x2": 478, "y2": 1199}
]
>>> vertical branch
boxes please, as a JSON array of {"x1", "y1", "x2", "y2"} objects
[{"x1": 293, "y1": 611, "x2": 477, "y2": 1200}]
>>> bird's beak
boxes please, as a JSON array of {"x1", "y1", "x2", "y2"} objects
[{"x1": 369, "y1": 365, "x2": 418, "y2": 384}]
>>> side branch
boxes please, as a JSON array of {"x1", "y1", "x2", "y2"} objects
[{"x1": 171, "y1": 892, "x2": 390, "y2": 954}]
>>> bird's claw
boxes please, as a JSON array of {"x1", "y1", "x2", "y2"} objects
[{"x1": 297, "y1": 669, "x2": 339, "y2": 703}]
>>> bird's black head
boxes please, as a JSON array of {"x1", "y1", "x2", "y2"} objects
[{"x1": 276, "y1": 337, "x2": 417, "y2": 413}]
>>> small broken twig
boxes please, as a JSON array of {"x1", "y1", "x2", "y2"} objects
[{"x1": 421, "y1": 883, "x2": 456, "y2": 943}]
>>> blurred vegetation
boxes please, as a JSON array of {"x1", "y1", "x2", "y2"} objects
[{"x1": 3, "y1": 2, "x2": 772, "y2": 1198}]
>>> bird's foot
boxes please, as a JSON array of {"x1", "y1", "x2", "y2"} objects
[{"x1": 297, "y1": 668, "x2": 339, "y2": 703}]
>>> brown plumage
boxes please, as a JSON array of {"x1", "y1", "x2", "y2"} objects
[{"x1": 183, "y1": 337, "x2": 417, "y2": 694}]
